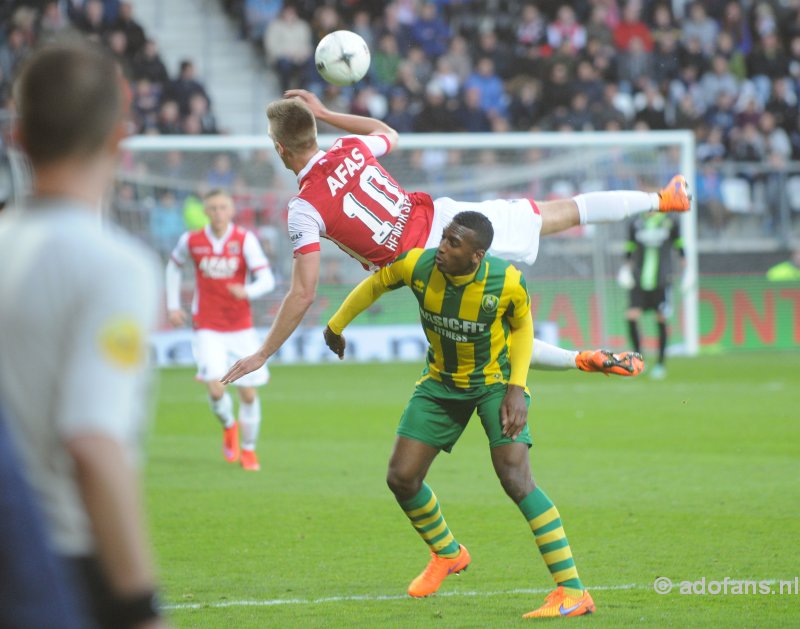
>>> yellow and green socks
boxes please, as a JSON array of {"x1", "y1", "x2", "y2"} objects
[
  {"x1": 519, "y1": 487, "x2": 585, "y2": 594},
  {"x1": 398, "y1": 482, "x2": 460, "y2": 558}
]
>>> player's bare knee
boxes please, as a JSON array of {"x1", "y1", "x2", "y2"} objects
[
  {"x1": 386, "y1": 466, "x2": 421, "y2": 501},
  {"x1": 497, "y1": 468, "x2": 535, "y2": 503},
  {"x1": 239, "y1": 387, "x2": 257, "y2": 404},
  {"x1": 207, "y1": 381, "x2": 225, "y2": 400}
]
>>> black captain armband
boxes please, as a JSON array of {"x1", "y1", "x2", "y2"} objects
[{"x1": 113, "y1": 589, "x2": 162, "y2": 627}]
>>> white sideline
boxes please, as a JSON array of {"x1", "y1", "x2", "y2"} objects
[{"x1": 164, "y1": 583, "x2": 639, "y2": 611}]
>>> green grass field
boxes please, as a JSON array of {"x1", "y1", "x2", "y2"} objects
[{"x1": 146, "y1": 353, "x2": 800, "y2": 628}]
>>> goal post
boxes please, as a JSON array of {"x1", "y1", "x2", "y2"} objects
[{"x1": 120, "y1": 130, "x2": 698, "y2": 361}]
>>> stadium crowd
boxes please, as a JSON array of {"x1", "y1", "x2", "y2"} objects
[
  {"x1": 218, "y1": 0, "x2": 800, "y2": 238},
  {"x1": 0, "y1": 0, "x2": 217, "y2": 135}
]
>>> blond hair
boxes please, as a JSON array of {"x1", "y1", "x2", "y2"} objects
[{"x1": 266, "y1": 98, "x2": 318, "y2": 154}]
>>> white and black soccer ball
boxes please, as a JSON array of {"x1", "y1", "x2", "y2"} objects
[{"x1": 314, "y1": 30, "x2": 371, "y2": 87}]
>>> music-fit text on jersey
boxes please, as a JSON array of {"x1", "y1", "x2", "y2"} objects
[
  {"x1": 420, "y1": 309, "x2": 487, "y2": 343},
  {"x1": 328, "y1": 146, "x2": 413, "y2": 253}
]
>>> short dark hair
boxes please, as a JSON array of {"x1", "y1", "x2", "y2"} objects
[
  {"x1": 14, "y1": 40, "x2": 124, "y2": 166},
  {"x1": 452, "y1": 211, "x2": 494, "y2": 251}
]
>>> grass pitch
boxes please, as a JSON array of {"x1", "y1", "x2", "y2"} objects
[{"x1": 146, "y1": 353, "x2": 799, "y2": 628}]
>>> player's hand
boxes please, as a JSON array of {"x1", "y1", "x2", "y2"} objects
[
  {"x1": 284, "y1": 89, "x2": 327, "y2": 118},
  {"x1": 167, "y1": 309, "x2": 187, "y2": 327},
  {"x1": 617, "y1": 264, "x2": 634, "y2": 290},
  {"x1": 220, "y1": 351, "x2": 267, "y2": 384},
  {"x1": 500, "y1": 385, "x2": 528, "y2": 440},
  {"x1": 227, "y1": 283, "x2": 248, "y2": 300},
  {"x1": 323, "y1": 325, "x2": 346, "y2": 360}
]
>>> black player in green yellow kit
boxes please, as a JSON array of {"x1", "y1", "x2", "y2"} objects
[{"x1": 324, "y1": 211, "x2": 595, "y2": 619}]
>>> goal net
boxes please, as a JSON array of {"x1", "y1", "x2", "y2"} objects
[{"x1": 118, "y1": 131, "x2": 697, "y2": 362}]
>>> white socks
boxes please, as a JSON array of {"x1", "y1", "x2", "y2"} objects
[
  {"x1": 209, "y1": 392, "x2": 235, "y2": 428},
  {"x1": 573, "y1": 191, "x2": 659, "y2": 225},
  {"x1": 238, "y1": 397, "x2": 261, "y2": 451},
  {"x1": 531, "y1": 340, "x2": 580, "y2": 371}
]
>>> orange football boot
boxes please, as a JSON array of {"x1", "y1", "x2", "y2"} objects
[
  {"x1": 407, "y1": 545, "x2": 471, "y2": 598},
  {"x1": 523, "y1": 586, "x2": 596, "y2": 619},
  {"x1": 658, "y1": 175, "x2": 691, "y2": 212},
  {"x1": 223, "y1": 422, "x2": 240, "y2": 463},
  {"x1": 239, "y1": 448, "x2": 261, "y2": 471},
  {"x1": 576, "y1": 350, "x2": 644, "y2": 376}
]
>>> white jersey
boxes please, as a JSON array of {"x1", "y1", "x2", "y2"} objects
[{"x1": 0, "y1": 201, "x2": 160, "y2": 556}]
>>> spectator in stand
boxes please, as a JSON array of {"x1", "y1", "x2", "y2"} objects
[
  {"x1": 650, "y1": 3, "x2": 680, "y2": 50},
  {"x1": 351, "y1": 9, "x2": 375, "y2": 51},
  {"x1": 164, "y1": 59, "x2": 211, "y2": 117},
  {"x1": 38, "y1": 1, "x2": 70, "y2": 41},
  {"x1": 132, "y1": 39, "x2": 170, "y2": 84},
  {"x1": 765, "y1": 77, "x2": 798, "y2": 133},
  {"x1": 516, "y1": 4, "x2": 547, "y2": 53},
  {"x1": 753, "y1": 2, "x2": 778, "y2": 40},
  {"x1": 508, "y1": 79, "x2": 542, "y2": 130},
  {"x1": 719, "y1": 0, "x2": 752, "y2": 55},
  {"x1": 206, "y1": 154, "x2": 236, "y2": 188},
  {"x1": 413, "y1": 82, "x2": 457, "y2": 132},
  {"x1": 371, "y1": 33, "x2": 403, "y2": 92},
  {"x1": 747, "y1": 31, "x2": 789, "y2": 104},
  {"x1": 547, "y1": 5, "x2": 587, "y2": 53},
  {"x1": 0, "y1": 28, "x2": 31, "y2": 80},
  {"x1": 73, "y1": 0, "x2": 108, "y2": 40},
  {"x1": 463, "y1": 57, "x2": 507, "y2": 118},
  {"x1": 566, "y1": 91, "x2": 594, "y2": 129},
  {"x1": 377, "y1": 2, "x2": 413, "y2": 54},
  {"x1": 704, "y1": 92, "x2": 737, "y2": 137},
  {"x1": 715, "y1": 31, "x2": 747, "y2": 80},
  {"x1": 700, "y1": 54, "x2": 740, "y2": 109},
  {"x1": 457, "y1": 86, "x2": 492, "y2": 132},
  {"x1": 132, "y1": 78, "x2": 162, "y2": 131},
  {"x1": 574, "y1": 59, "x2": 605, "y2": 103},
  {"x1": 411, "y1": 1, "x2": 450, "y2": 59},
  {"x1": 613, "y1": 1, "x2": 653, "y2": 53},
  {"x1": 430, "y1": 56, "x2": 461, "y2": 98},
  {"x1": 585, "y1": 3, "x2": 615, "y2": 49},
  {"x1": 651, "y1": 30, "x2": 682, "y2": 86},
  {"x1": 264, "y1": 5, "x2": 312, "y2": 92},
  {"x1": 474, "y1": 28, "x2": 515, "y2": 80},
  {"x1": 634, "y1": 81, "x2": 667, "y2": 129},
  {"x1": 106, "y1": 30, "x2": 133, "y2": 79},
  {"x1": 111, "y1": 1, "x2": 146, "y2": 58},
  {"x1": 188, "y1": 93, "x2": 218, "y2": 134},
  {"x1": 539, "y1": 61, "x2": 574, "y2": 116},
  {"x1": 439, "y1": 35, "x2": 472, "y2": 84},
  {"x1": 696, "y1": 124, "x2": 727, "y2": 162},
  {"x1": 383, "y1": 89, "x2": 415, "y2": 132},
  {"x1": 157, "y1": 100, "x2": 183, "y2": 134},
  {"x1": 729, "y1": 121, "x2": 766, "y2": 162},
  {"x1": 681, "y1": 2, "x2": 719, "y2": 56},
  {"x1": 616, "y1": 35, "x2": 652, "y2": 89},
  {"x1": 310, "y1": 5, "x2": 342, "y2": 45},
  {"x1": 244, "y1": 0, "x2": 281, "y2": 42}
]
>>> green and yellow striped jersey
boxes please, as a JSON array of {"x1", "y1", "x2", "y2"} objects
[{"x1": 378, "y1": 248, "x2": 531, "y2": 388}]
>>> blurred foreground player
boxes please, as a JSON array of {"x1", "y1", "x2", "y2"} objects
[
  {"x1": 0, "y1": 42, "x2": 166, "y2": 628},
  {"x1": 324, "y1": 212, "x2": 595, "y2": 619},
  {"x1": 166, "y1": 189, "x2": 275, "y2": 471},
  {"x1": 222, "y1": 89, "x2": 676, "y2": 383}
]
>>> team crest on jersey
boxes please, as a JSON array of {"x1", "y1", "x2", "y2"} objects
[
  {"x1": 227, "y1": 241, "x2": 241, "y2": 255},
  {"x1": 413, "y1": 279, "x2": 425, "y2": 293},
  {"x1": 481, "y1": 294, "x2": 499, "y2": 313}
]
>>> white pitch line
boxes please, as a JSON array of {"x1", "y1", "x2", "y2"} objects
[{"x1": 164, "y1": 583, "x2": 640, "y2": 611}]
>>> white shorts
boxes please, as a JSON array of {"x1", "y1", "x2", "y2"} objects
[
  {"x1": 425, "y1": 197, "x2": 543, "y2": 266},
  {"x1": 193, "y1": 328, "x2": 269, "y2": 387}
]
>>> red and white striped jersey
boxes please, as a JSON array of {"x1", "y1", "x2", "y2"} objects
[
  {"x1": 287, "y1": 134, "x2": 435, "y2": 270},
  {"x1": 171, "y1": 224, "x2": 269, "y2": 331}
]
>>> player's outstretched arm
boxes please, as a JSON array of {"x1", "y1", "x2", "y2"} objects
[
  {"x1": 324, "y1": 271, "x2": 393, "y2": 360},
  {"x1": 221, "y1": 251, "x2": 320, "y2": 384},
  {"x1": 284, "y1": 89, "x2": 398, "y2": 150}
]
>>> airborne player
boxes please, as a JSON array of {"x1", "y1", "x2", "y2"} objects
[
  {"x1": 166, "y1": 189, "x2": 275, "y2": 471},
  {"x1": 222, "y1": 89, "x2": 690, "y2": 384}
]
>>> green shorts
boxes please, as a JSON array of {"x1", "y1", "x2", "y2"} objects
[{"x1": 397, "y1": 377, "x2": 532, "y2": 453}]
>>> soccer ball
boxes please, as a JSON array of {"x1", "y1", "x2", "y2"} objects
[{"x1": 314, "y1": 30, "x2": 371, "y2": 87}]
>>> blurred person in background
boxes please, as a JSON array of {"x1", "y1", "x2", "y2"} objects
[
  {"x1": 0, "y1": 41, "x2": 166, "y2": 628},
  {"x1": 166, "y1": 190, "x2": 276, "y2": 471},
  {"x1": 618, "y1": 212, "x2": 688, "y2": 379}
]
